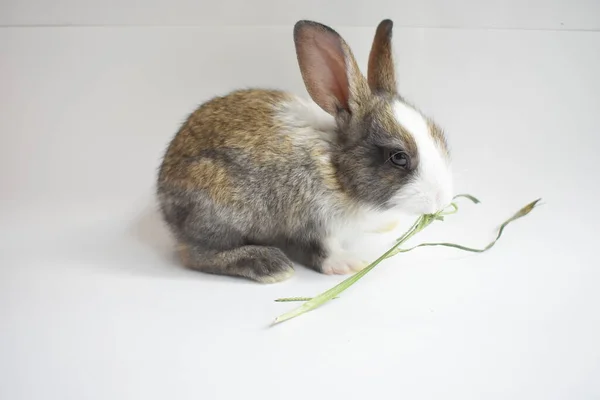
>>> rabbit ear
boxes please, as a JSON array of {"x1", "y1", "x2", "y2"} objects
[
  {"x1": 294, "y1": 20, "x2": 370, "y2": 116},
  {"x1": 367, "y1": 19, "x2": 397, "y2": 95}
]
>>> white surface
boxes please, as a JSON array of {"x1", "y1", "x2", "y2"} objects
[
  {"x1": 1, "y1": 23, "x2": 600, "y2": 400},
  {"x1": 2, "y1": 0, "x2": 600, "y2": 30}
]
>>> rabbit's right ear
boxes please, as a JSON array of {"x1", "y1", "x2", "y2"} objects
[
  {"x1": 294, "y1": 21, "x2": 370, "y2": 116},
  {"x1": 367, "y1": 19, "x2": 397, "y2": 95}
]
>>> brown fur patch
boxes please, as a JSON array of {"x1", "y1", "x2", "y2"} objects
[
  {"x1": 159, "y1": 89, "x2": 295, "y2": 205},
  {"x1": 310, "y1": 146, "x2": 343, "y2": 193},
  {"x1": 187, "y1": 89, "x2": 293, "y2": 157},
  {"x1": 178, "y1": 243, "x2": 191, "y2": 267},
  {"x1": 186, "y1": 159, "x2": 233, "y2": 202},
  {"x1": 427, "y1": 119, "x2": 450, "y2": 157}
]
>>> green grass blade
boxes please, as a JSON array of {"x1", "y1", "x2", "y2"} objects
[
  {"x1": 272, "y1": 216, "x2": 426, "y2": 324},
  {"x1": 272, "y1": 260, "x2": 380, "y2": 324},
  {"x1": 440, "y1": 202, "x2": 459, "y2": 216},
  {"x1": 274, "y1": 297, "x2": 339, "y2": 302},
  {"x1": 453, "y1": 194, "x2": 481, "y2": 204},
  {"x1": 274, "y1": 297, "x2": 315, "y2": 302},
  {"x1": 396, "y1": 199, "x2": 542, "y2": 254}
]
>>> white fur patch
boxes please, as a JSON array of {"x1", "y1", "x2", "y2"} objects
[
  {"x1": 275, "y1": 96, "x2": 404, "y2": 260},
  {"x1": 391, "y1": 101, "x2": 453, "y2": 215},
  {"x1": 275, "y1": 95, "x2": 337, "y2": 136},
  {"x1": 273, "y1": 96, "x2": 451, "y2": 263},
  {"x1": 323, "y1": 205, "x2": 413, "y2": 264}
]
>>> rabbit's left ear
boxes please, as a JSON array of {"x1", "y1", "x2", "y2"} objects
[
  {"x1": 294, "y1": 20, "x2": 371, "y2": 116},
  {"x1": 367, "y1": 19, "x2": 397, "y2": 95}
]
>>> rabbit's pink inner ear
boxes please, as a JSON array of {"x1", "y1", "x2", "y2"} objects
[
  {"x1": 368, "y1": 19, "x2": 397, "y2": 95},
  {"x1": 295, "y1": 24, "x2": 351, "y2": 115}
]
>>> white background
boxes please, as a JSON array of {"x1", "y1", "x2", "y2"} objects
[
  {"x1": 1, "y1": 1, "x2": 599, "y2": 400},
  {"x1": 3, "y1": 0, "x2": 600, "y2": 30}
]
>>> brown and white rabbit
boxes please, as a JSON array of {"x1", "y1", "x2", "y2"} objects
[{"x1": 157, "y1": 20, "x2": 453, "y2": 283}]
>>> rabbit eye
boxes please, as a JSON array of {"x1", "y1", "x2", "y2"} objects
[{"x1": 389, "y1": 151, "x2": 410, "y2": 169}]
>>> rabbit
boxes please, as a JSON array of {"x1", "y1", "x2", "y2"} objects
[{"x1": 156, "y1": 19, "x2": 453, "y2": 283}]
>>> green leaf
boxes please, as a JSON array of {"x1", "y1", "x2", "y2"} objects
[{"x1": 272, "y1": 195, "x2": 541, "y2": 325}]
